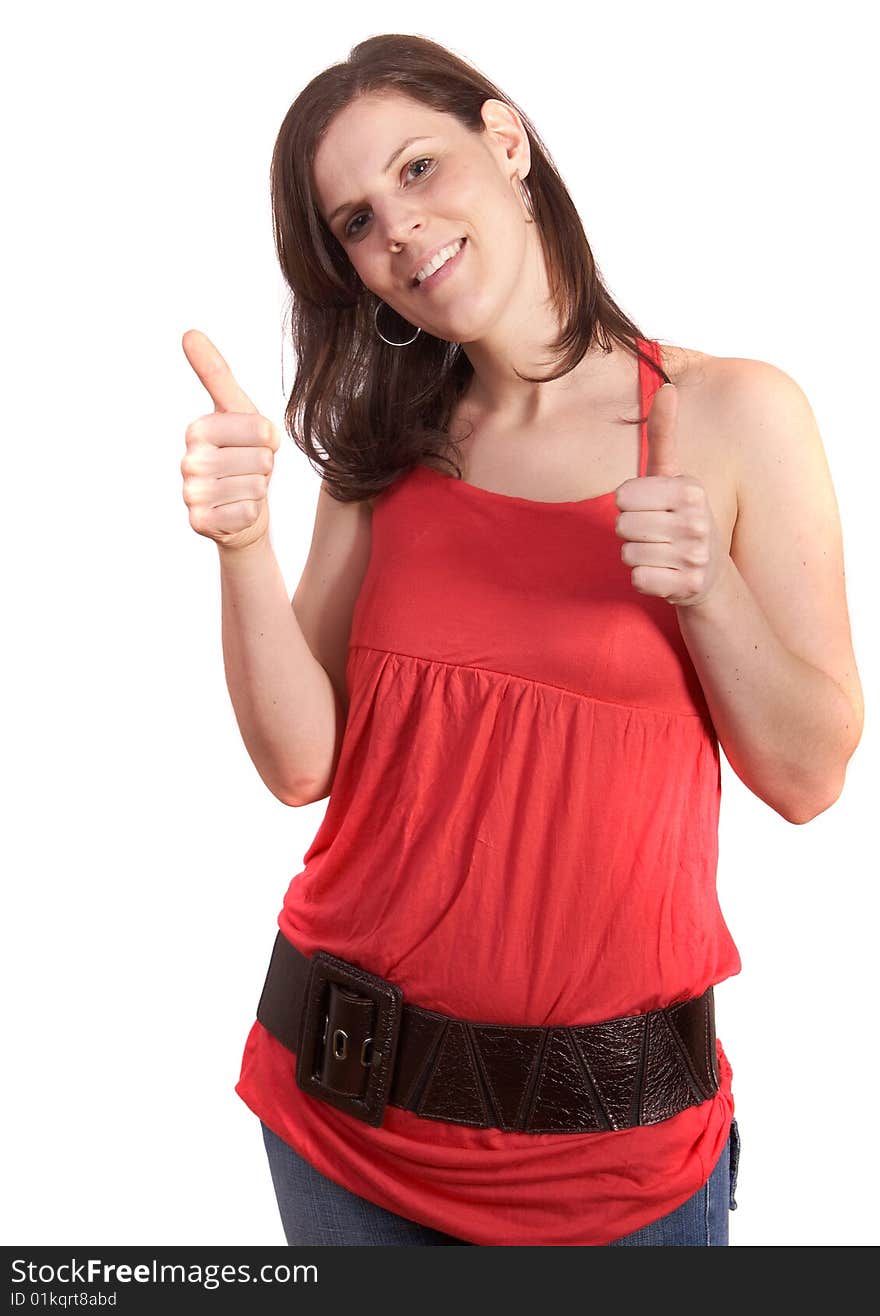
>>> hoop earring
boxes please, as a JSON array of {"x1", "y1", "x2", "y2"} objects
[
  {"x1": 516, "y1": 173, "x2": 535, "y2": 223},
  {"x1": 373, "y1": 299, "x2": 421, "y2": 347}
]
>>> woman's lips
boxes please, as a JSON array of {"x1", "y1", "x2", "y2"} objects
[{"x1": 413, "y1": 236, "x2": 467, "y2": 292}]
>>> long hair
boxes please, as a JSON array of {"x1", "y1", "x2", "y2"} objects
[{"x1": 270, "y1": 33, "x2": 671, "y2": 502}]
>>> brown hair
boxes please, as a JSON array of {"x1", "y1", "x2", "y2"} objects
[{"x1": 270, "y1": 33, "x2": 671, "y2": 503}]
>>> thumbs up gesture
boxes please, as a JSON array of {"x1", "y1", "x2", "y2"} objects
[
  {"x1": 180, "y1": 329, "x2": 281, "y2": 552},
  {"x1": 613, "y1": 383, "x2": 727, "y2": 608}
]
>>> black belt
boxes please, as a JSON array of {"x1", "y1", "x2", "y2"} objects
[{"x1": 256, "y1": 929, "x2": 720, "y2": 1131}]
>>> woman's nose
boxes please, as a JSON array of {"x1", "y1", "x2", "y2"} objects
[{"x1": 375, "y1": 201, "x2": 424, "y2": 249}]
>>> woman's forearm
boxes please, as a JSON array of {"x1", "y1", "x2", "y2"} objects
[
  {"x1": 217, "y1": 534, "x2": 343, "y2": 805},
  {"x1": 676, "y1": 555, "x2": 859, "y2": 823}
]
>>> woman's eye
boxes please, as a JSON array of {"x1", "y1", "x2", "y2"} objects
[
  {"x1": 343, "y1": 157, "x2": 436, "y2": 239},
  {"x1": 345, "y1": 213, "x2": 368, "y2": 237},
  {"x1": 406, "y1": 156, "x2": 433, "y2": 180}
]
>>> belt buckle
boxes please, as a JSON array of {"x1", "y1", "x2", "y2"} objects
[{"x1": 295, "y1": 949, "x2": 403, "y2": 1127}]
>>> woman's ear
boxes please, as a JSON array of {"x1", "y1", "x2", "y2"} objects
[{"x1": 480, "y1": 98, "x2": 529, "y2": 174}]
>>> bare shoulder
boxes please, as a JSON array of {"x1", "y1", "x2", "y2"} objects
[
  {"x1": 671, "y1": 347, "x2": 823, "y2": 482},
  {"x1": 660, "y1": 341, "x2": 812, "y2": 417},
  {"x1": 655, "y1": 342, "x2": 731, "y2": 425},
  {"x1": 655, "y1": 341, "x2": 810, "y2": 473},
  {"x1": 651, "y1": 343, "x2": 824, "y2": 548},
  {"x1": 657, "y1": 342, "x2": 713, "y2": 390}
]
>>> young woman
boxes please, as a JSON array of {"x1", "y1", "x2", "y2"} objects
[{"x1": 181, "y1": 34, "x2": 863, "y2": 1246}]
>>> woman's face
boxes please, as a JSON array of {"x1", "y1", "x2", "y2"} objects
[{"x1": 312, "y1": 91, "x2": 535, "y2": 346}]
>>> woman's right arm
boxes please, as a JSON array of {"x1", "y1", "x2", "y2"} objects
[
  {"x1": 217, "y1": 487, "x2": 372, "y2": 806},
  {"x1": 181, "y1": 329, "x2": 372, "y2": 806}
]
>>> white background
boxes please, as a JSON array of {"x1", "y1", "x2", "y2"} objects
[{"x1": 3, "y1": 0, "x2": 876, "y2": 1247}]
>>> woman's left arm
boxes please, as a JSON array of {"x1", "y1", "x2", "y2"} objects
[{"x1": 674, "y1": 358, "x2": 864, "y2": 824}]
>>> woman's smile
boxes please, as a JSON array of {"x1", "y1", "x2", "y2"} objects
[{"x1": 412, "y1": 235, "x2": 468, "y2": 293}]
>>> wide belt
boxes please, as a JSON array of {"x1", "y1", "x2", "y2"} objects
[{"x1": 256, "y1": 929, "x2": 720, "y2": 1131}]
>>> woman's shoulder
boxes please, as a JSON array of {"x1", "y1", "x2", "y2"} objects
[
  {"x1": 659, "y1": 341, "x2": 796, "y2": 435},
  {"x1": 656, "y1": 342, "x2": 745, "y2": 438},
  {"x1": 658, "y1": 340, "x2": 781, "y2": 399},
  {"x1": 656, "y1": 342, "x2": 713, "y2": 389}
]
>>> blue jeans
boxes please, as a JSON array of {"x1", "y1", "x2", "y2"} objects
[{"x1": 260, "y1": 1117, "x2": 740, "y2": 1247}]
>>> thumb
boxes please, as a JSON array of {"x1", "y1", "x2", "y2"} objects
[
  {"x1": 645, "y1": 381, "x2": 680, "y2": 478},
  {"x1": 181, "y1": 329, "x2": 259, "y2": 414}
]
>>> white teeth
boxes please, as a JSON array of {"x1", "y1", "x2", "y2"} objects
[{"x1": 415, "y1": 238, "x2": 464, "y2": 284}]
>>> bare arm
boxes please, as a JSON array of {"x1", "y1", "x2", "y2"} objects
[
  {"x1": 218, "y1": 532, "x2": 345, "y2": 806},
  {"x1": 218, "y1": 481, "x2": 373, "y2": 805},
  {"x1": 180, "y1": 330, "x2": 372, "y2": 807},
  {"x1": 676, "y1": 358, "x2": 864, "y2": 822}
]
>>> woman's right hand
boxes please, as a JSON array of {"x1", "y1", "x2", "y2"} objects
[{"x1": 180, "y1": 329, "x2": 281, "y2": 552}]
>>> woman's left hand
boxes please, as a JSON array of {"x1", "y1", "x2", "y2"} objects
[{"x1": 613, "y1": 382, "x2": 728, "y2": 608}]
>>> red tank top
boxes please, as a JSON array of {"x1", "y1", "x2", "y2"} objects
[{"x1": 236, "y1": 337, "x2": 742, "y2": 1246}]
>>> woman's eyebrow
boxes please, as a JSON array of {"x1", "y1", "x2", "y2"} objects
[{"x1": 325, "y1": 136, "x2": 436, "y2": 226}]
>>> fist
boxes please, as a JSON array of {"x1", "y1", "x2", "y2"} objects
[
  {"x1": 180, "y1": 329, "x2": 281, "y2": 552},
  {"x1": 613, "y1": 382, "x2": 727, "y2": 608}
]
